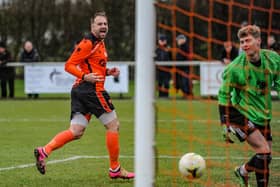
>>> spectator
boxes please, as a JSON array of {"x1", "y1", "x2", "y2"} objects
[
  {"x1": 267, "y1": 35, "x2": 280, "y2": 54},
  {"x1": 220, "y1": 41, "x2": 239, "y2": 65},
  {"x1": 175, "y1": 34, "x2": 192, "y2": 98},
  {"x1": 20, "y1": 40, "x2": 40, "y2": 99},
  {"x1": 0, "y1": 41, "x2": 14, "y2": 98},
  {"x1": 155, "y1": 34, "x2": 171, "y2": 98}
]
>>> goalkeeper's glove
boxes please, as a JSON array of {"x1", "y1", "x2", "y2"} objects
[
  {"x1": 221, "y1": 124, "x2": 236, "y2": 143},
  {"x1": 219, "y1": 104, "x2": 235, "y2": 143}
]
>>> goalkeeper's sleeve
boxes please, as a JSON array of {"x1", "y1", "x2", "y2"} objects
[
  {"x1": 218, "y1": 104, "x2": 229, "y2": 125},
  {"x1": 218, "y1": 104, "x2": 235, "y2": 143}
]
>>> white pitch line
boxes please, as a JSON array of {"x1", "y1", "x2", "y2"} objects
[{"x1": 1, "y1": 155, "x2": 280, "y2": 172}]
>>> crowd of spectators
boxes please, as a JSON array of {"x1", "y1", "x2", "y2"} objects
[
  {"x1": 0, "y1": 40, "x2": 40, "y2": 99},
  {"x1": 155, "y1": 33, "x2": 193, "y2": 99}
]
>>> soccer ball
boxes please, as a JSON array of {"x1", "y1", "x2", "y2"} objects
[{"x1": 178, "y1": 152, "x2": 206, "y2": 179}]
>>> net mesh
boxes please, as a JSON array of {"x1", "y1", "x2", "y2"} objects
[
  {"x1": 156, "y1": 0, "x2": 280, "y2": 60},
  {"x1": 154, "y1": 0, "x2": 280, "y2": 186}
]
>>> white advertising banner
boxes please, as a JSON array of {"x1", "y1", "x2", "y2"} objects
[
  {"x1": 24, "y1": 63, "x2": 129, "y2": 93},
  {"x1": 105, "y1": 63, "x2": 129, "y2": 93},
  {"x1": 200, "y1": 62, "x2": 225, "y2": 96}
]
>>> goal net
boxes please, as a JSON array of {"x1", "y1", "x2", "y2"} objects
[{"x1": 153, "y1": 0, "x2": 280, "y2": 186}]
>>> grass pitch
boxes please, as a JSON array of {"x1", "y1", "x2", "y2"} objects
[{"x1": 0, "y1": 99, "x2": 279, "y2": 187}]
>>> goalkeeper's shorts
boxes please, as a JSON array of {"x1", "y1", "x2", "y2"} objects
[{"x1": 227, "y1": 107, "x2": 272, "y2": 142}]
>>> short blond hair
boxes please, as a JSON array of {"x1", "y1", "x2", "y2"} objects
[
  {"x1": 91, "y1": 11, "x2": 107, "y2": 24},
  {"x1": 237, "y1": 25, "x2": 261, "y2": 39}
]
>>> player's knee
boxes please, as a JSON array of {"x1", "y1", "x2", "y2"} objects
[
  {"x1": 253, "y1": 139, "x2": 270, "y2": 153},
  {"x1": 73, "y1": 131, "x2": 84, "y2": 139},
  {"x1": 106, "y1": 119, "x2": 120, "y2": 132},
  {"x1": 260, "y1": 143, "x2": 270, "y2": 154},
  {"x1": 99, "y1": 111, "x2": 119, "y2": 131},
  {"x1": 69, "y1": 125, "x2": 86, "y2": 139}
]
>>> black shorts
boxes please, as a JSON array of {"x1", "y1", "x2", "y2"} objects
[
  {"x1": 228, "y1": 107, "x2": 272, "y2": 142},
  {"x1": 70, "y1": 82, "x2": 115, "y2": 119}
]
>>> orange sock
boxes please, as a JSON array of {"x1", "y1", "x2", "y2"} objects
[
  {"x1": 106, "y1": 131, "x2": 120, "y2": 170},
  {"x1": 44, "y1": 130, "x2": 74, "y2": 156}
]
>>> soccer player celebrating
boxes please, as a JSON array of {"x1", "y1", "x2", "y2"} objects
[
  {"x1": 218, "y1": 25, "x2": 280, "y2": 187},
  {"x1": 34, "y1": 11, "x2": 135, "y2": 179}
]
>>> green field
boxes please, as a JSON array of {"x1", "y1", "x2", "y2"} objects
[{"x1": 0, "y1": 99, "x2": 279, "y2": 187}]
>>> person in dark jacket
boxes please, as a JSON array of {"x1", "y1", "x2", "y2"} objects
[
  {"x1": 221, "y1": 41, "x2": 239, "y2": 65},
  {"x1": 175, "y1": 34, "x2": 192, "y2": 98},
  {"x1": 267, "y1": 35, "x2": 280, "y2": 54},
  {"x1": 155, "y1": 34, "x2": 172, "y2": 98},
  {"x1": 0, "y1": 41, "x2": 14, "y2": 98},
  {"x1": 20, "y1": 40, "x2": 40, "y2": 99}
]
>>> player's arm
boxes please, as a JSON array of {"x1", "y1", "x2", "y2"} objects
[
  {"x1": 64, "y1": 39, "x2": 92, "y2": 79},
  {"x1": 269, "y1": 51, "x2": 280, "y2": 99},
  {"x1": 218, "y1": 66, "x2": 236, "y2": 143},
  {"x1": 275, "y1": 70, "x2": 280, "y2": 99},
  {"x1": 218, "y1": 66, "x2": 234, "y2": 107},
  {"x1": 273, "y1": 57, "x2": 280, "y2": 98},
  {"x1": 274, "y1": 55, "x2": 280, "y2": 98}
]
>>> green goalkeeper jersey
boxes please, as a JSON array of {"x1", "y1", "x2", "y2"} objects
[{"x1": 218, "y1": 49, "x2": 280, "y2": 125}]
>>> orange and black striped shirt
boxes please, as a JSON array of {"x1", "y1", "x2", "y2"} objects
[{"x1": 65, "y1": 33, "x2": 108, "y2": 91}]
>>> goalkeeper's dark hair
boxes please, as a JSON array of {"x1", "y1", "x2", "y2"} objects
[
  {"x1": 237, "y1": 25, "x2": 261, "y2": 39},
  {"x1": 91, "y1": 11, "x2": 107, "y2": 24}
]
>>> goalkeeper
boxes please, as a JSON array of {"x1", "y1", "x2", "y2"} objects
[{"x1": 218, "y1": 25, "x2": 280, "y2": 187}]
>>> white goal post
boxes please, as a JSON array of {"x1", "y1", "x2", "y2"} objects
[{"x1": 135, "y1": 0, "x2": 156, "y2": 187}]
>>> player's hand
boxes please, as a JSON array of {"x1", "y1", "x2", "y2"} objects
[
  {"x1": 83, "y1": 73, "x2": 104, "y2": 83},
  {"x1": 221, "y1": 124, "x2": 235, "y2": 143},
  {"x1": 107, "y1": 67, "x2": 120, "y2": 77}
]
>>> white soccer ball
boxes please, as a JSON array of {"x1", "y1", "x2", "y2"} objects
[{"x1": 178, "y1": 152, "x2": 206, "y2": 179}]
